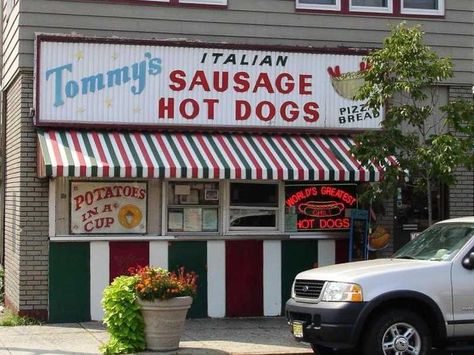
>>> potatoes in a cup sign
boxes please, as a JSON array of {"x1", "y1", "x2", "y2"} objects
[{"x1": 328, "y1": 62, "x2": 371, "y2": 100}]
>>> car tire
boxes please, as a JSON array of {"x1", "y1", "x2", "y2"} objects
[{"x1": 362, "y1": 308, "x2": 432, "y2": 355}]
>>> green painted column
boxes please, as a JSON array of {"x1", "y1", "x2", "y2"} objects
[
  {"x1": 168, "y1": 241, "x2": 207, "y2": 318},
  {"x1": 49, "y1": 242, "x2": 90, "y2": 322},
  {"x1": 281, "y1": 240, "x2": 318, "y2": 314}
]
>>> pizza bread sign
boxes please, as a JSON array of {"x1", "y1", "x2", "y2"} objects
[{"x1": 71, "y1": 182, "x2": 147, "y2": 234}]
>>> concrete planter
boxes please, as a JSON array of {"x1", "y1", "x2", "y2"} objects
[{"x1": 137, "y1": 296, "x2": 193, "y2": 352}]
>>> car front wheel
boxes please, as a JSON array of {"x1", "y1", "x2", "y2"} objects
[{"x1": 362, "y1": 308, "x2": 431, "y2": 355}]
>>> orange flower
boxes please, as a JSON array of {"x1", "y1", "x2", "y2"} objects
[{"x1": 131, "y1": 265, "x2": 198, "y2": 301}]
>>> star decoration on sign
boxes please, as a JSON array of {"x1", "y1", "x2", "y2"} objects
[
  {"x1": 75, "y1": 50, "x2": 84, "y2": 61},
  {"x1": 104, "y1": 98, "x2": 113, "y2": 108},
  {"x1": 133, "y1": 106, "x2": 142, "y2": 113},
  {"x1": 76, "y1": 107, "x2": 86, "y2": 114},
  {"x1": 111, "y1": 52, "x2": 119, "y2": 61}
]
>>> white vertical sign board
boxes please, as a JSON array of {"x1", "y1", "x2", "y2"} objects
[
  {"x1": 71, "y1": 182, "x2": 147, "y2": 234},
  {"x1": 37, "y1": 37, "x2": 382, "y2": 131}
]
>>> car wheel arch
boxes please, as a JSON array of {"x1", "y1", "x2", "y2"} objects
[{"x1": 352, "y1": 290, "x2": 447, "y2": 347}]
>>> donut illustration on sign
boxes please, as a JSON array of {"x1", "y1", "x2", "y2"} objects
[
  {"x1": 118, "y1": 204, "x2": 143, "y2": 229},
  {"x1": 328, "y1": 62, "x2": 370, "y2": 100}
]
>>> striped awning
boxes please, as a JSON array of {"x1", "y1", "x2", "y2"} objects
[{"x1": 37, "y1": 130, "x2": 393, "y2": 181}]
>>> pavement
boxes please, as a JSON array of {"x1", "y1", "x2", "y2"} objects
[{"x1": 0, "y1": 317, "x2": 313, "y2": 355}]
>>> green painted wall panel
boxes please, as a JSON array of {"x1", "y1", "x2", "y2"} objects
[
  {"x1": 49, "y1": 242, "x2": 90, "y2": 322},
  {"x1": 168, "y1": 241, "x2": 207, "y2": 318},
  {"x1": 281, "y1": 240, "x2": 318, "y2": 314}
]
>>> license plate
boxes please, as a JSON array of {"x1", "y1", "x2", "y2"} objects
[{"x1": 292, "y1": 321, "x2": 303, "y2": 338}]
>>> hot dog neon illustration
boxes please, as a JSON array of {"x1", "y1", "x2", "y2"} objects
[{"x1": 298, "y1": 201, "x2": 345, "y2": 218}]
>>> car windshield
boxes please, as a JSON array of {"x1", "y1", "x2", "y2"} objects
[{"x1": 393, "y1": 223, "x2": 474, "y2": 261}]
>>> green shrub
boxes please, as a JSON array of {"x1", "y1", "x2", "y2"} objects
[
  {"x1": 0, "y1": 310, "x2": 41, "y2": 326},
  {"x1": 100, "y1": 275, "x2": 146, "y2": 355}
]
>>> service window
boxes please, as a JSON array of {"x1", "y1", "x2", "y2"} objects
[
  {"x1": 401, "y1": 0, "x2": 443, "y2": 15},
  {"x1": 296, "y1": 0, "x2": 341, "y2": 11},
  {"x1": 229, "y1": 183, "x2": 279, "y2": 230},
  {"x1": 350, "y1": 0, "x2": 392, "y2": 13},
  {"x1": 167, "y1": 182, "x2": 220, "y2": 233}
]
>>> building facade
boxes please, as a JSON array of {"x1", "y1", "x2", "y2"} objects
[{"x1": 1, "y1": 0, "x2": 473, "y2": 322}]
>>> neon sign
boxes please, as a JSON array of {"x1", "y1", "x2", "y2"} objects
[{"x1": 285, "y1": 184, "x2": 357, "y2": 232}]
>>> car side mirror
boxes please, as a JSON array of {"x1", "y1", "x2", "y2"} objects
[{"x1": 462, "y1": 252, "x2": 474, "y2": 270}]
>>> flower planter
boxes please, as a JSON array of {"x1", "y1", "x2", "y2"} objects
[{"x1": 137, "y1": 296, "x2": 193, "y2": 351}]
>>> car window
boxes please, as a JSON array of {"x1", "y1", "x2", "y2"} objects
[{"x1": 393, "y1": 223, "x2": 474, "y2": 261}]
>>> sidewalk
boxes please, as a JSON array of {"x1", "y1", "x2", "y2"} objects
[{"x1": 0, "y1": 317, "x2": 313, "y2": 355}]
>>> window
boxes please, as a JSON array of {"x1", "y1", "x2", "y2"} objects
[
  {"x1": 296, "y1": 0, "x2": 444, "y2": 16},
  {"x1": 296, "y1": 0, "x2": 341, "y2": 11},
  {"x1": 167, "y1": 182, "x2": 220, "y2": 233},
  {"x1": 179, "y1": 0, "x2": 227, "y2": 4},
  {"x1": 142, "y1": 0, "x2": 227, "y2": 4},
  {"x1": 350, "y1": 0, "x2": 392, "y2": 13},
  {"x1": 229, "y1": 183, "x2": 279, "y2": 230},
  {"x1": 401, "y1": 0, "x2": 444, "y2": 15}
]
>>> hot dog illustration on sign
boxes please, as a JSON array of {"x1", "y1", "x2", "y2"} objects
[{"x1": 298, "y1": 201, "x2": 345, "y2": 218}]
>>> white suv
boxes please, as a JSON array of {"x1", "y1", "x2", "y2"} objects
[{"x1": 286, "y1": 217, "x2": 474, "y2": 355}]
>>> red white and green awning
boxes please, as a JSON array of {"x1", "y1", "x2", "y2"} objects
[{"x1": 37, "y1": 130, "x2": 392, "y2": 181}]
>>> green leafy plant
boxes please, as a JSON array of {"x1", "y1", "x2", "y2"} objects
[
  {"x1": 352, "y1": 22, "x2": 474, "y2": 225},
  {"x1": 100, "y1": 267, "x2": 198, "y2": 354},
  {"x1": 100, "y1": 276, "x2": 145, "y2": 354},
  {"x1": 0, "y1": 310, "x2": 41, "y2": 326}
]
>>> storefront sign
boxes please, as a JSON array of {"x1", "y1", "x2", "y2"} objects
[
  {"x1": 70, "y1": 182, "x2": 147, "y2": 234},
  {"x1": 285, "y1": 184, "x2": 357, "y2": 232},
  {"x1": 36, "y1": 36, "x2": 383, "y2": 131}
]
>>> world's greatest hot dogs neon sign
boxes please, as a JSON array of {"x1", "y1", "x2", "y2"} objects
[{"x1": 285, "y1": 184, "x2": 357, "y2": 231}]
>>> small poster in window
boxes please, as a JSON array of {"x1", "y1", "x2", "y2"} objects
[
  {"x1": 205, "y1": 189, "x2": 219, "y2": 201},
  {"x1": 202, "y1": 209, "x2": 218, "y2": 232},
  {"x1": 184, "y1": 208, "x2": 202, "y2": 232},
  {"x1": 349, "y1": 209, "x2": 369, "y2": 262},
  {"x1": 175, "y1": 184, "x2": 191, "y2": 195},
  {"x1": 180, "y1": 189, "x2": 199, "y2": 205},
  {"x1": 285, "y1": 206, "x2": 298, "y2": 232},
  {"x1": 168, "y1": 210, "x2": 183, "y2": 232}
]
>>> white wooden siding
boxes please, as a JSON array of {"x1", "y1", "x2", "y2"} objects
[{"x1": 2, "y1": 0, "x2": 473, "y2": 88}]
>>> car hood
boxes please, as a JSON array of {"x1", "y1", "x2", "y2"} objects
[{"x1": 296, "y1": 258, "x2": 448, "y2": 283}]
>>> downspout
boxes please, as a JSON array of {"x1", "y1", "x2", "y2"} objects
[
  {"x1": 0, "y1": 1, "x2": 4, "y2": 266},
  {"x1": 0, "y1": 89, "x2": 5, "y2": 266}
]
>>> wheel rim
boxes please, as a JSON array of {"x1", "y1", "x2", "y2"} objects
[{"x1": 381, "y1": 322, "x2": 422, "y2": 355}]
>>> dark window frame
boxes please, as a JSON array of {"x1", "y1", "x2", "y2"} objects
[
  {"x1": 68, "y1": 0, "x2": 228, "y2": 9},
  {"x1": 296, "y1": 0, "x2": 444, "y2": 18},
  {"x1": 228, "y1": 182, "x2": 281, "y2": 231}
]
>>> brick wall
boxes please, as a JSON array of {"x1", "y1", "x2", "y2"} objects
[
  {"x1": 448, "y1": 86, "x2": 474, "y2": 218},
  {"x1": 3, "y1": 72, "x2": 49, "y2": 320}
]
